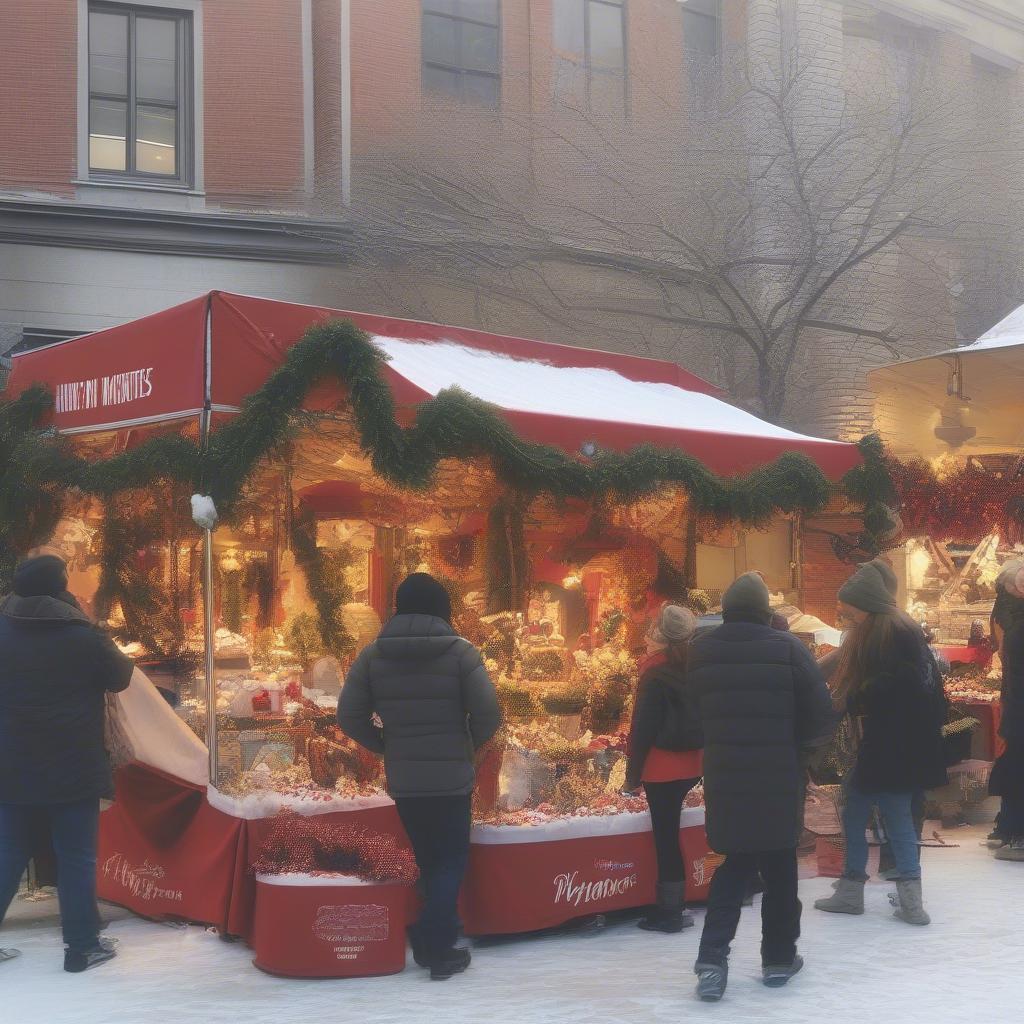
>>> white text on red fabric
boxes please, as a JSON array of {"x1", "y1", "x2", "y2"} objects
[{"x1": 54, "y1": 368, "x2": 154, "y2": 414}]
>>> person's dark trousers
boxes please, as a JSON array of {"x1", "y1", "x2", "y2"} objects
[
  {"x1": 0, "y1": 800, "x2": 101, "y2": 952},
  {"x1": 643, "y1": 778, "x2": 700, "y2": 886},
  {"x1": 697, "y1": 849, "x2": 801, "y2": 968},
  {"x1": 1002, "y1": 793, "x2": 1024, "y2": 837},
  {"x1": 394, "y1": 794, "x2": 472, "y2": 959}
]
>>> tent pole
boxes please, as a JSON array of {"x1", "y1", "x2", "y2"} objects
[{"x1": 201, "y1": 296, "x2": 218, "y2": 785}]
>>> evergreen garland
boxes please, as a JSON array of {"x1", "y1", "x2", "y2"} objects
[
  {"x1": 841, "y1": 434, "x2": 899, "y2": 555},
  {"x1": 0, "y1": 318, "x2": 880, "y2": 635}
]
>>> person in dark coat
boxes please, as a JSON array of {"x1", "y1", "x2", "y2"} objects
[
  {"x1": 688, "y1": 573, "x2": 833, "y2": 1001},
  {"x1": 815, "y1": 562, "x2": 947, "y2": 925},
  {"x1": 989, "y1": 562, "x2": 1024, "y2": 861},
  {"x1": 338, "y1": 573, "x2": 501, "y2": 980},
  {"x1": 0, "y1": 555, "x2": 134, "y2": 972},
  {"x1": 625, "y1": 604, "x2": 702, "y2": 933}
]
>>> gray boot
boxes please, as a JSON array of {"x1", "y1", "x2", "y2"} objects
[
  {"x1": 891, "y1": 878, "x2": 930, "y2": 926},
  {"x1": 814, "y1": 877, "x2": 864, "y2": 915}
]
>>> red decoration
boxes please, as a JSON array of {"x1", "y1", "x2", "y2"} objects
[
  {"x1": 251, "y1": 690, "x2": 271, "y2": 713},
  {"x1": 888, "y1": 456, "x2": 1024, "y2": 544},
  {"x1": 251, "y1": 811, "x2": 418, "y2": 885}
]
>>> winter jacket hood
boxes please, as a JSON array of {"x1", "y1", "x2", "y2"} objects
[{"x1": 374, "y1": 614, "x2": 463, "y2": 661}]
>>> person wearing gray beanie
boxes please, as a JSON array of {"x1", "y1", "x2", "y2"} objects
[
  {"x1": 626, "y1": 604, "x2": 702, "y2": 934},
  {"x1": 837, "y1": 562, "x2": 899, "y2": 617},
  {"x1": 721, "y1": 571, "x2": 772, "y2": 624},
  {"x1": 866, "y1": 557, "x2": 898, "y2": 598}
]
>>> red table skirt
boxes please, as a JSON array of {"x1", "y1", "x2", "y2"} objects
[{"x1": 97, "y1": 764, "x2": 715, "y2": 942}]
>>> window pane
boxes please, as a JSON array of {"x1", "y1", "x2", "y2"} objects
[
  {"x1": 554, "y1": 56, "x2": 587, "y2": 109},
  {"x1": 462, "y1": 72, "x2": 499, "y2": 107},
  {"x1": 136, "y1": 17, "x2": 178, "y2": 102},
  {"x1": 422, "y1": 63, "x2": 461, "y2": 100},
  {"x1": 89, "y1": 98, "x2": 127, "y2": 171},
  {"x1": 459, "y1": 0, "x2": 499, "y2": 23},
  {"x1": 589, "y1": 70, "x2": 625, "y2": 115},
  {"x1": 423, "y1": 13, "x2": 459, "y2": 67},
  {"x1": 588, "y1": 1, "x2": 624, "y2": 70},
  {"x1": 136, "y1": 104, "x2": 177, "y2": 175},
  {"x1": 423, "y1": 0, "x2": 458, "y2": 14},
  {"x1": 553, "y1": 0, "x2": 585, "y2": 58},
  {"x1": 462, "y1": 22, "x2": 499, "y2": 72},
  {"x1": 89, "y1": 11, "x2": 128, "y2": 96},
  {"x1": 683, "y1": 11, "x2": 719, "y2": 56}
]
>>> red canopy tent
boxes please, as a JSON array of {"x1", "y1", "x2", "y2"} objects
[
  {"x1": 6, "y1": 290, "x2": 858, "y2": 478},
  {"x1": 5, "y1": 293, "x2": 861, "y2": 950}
]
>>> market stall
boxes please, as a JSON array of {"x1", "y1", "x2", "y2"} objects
[
  {"x1": 867, "y1": 304, "x2": 1024, "y2": 810},
  {"x1": 1, "y1": 291, "x2": 860, "y2": 957}
]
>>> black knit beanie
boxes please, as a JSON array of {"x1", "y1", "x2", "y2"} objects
[
  {"x1": 13, "y1": 555, "x2": 69, "y2": 598},
  {"x1": 395, "y1": 573, "x2": 452, "y2": 623}
]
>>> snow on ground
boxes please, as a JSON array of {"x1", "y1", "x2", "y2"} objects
[{"x1": 3, "y1": 825, "x2": 1022, "y2": 1024}]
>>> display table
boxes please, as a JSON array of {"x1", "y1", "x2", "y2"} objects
[
  {"x1": 97, "y1": 764, "x2": 715, "y2": 942},
  {"x1": 462, "y1": 808, "x2": 711, "y2": 935}
]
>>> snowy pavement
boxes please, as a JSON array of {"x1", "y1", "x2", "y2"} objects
[{"x1": 3, "y1": 825, "x2": 1022, "y2": 1024}]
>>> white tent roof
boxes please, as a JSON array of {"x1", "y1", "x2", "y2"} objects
[
  {"x1": 375, "y1": 336, "x2": 840, "y2": 444},
  {"x1": 868, "y1": 302, "x2": 1024, "y2": 459}
]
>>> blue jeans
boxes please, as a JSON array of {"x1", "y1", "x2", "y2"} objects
[
  {"x1": 394, "y1": 795, "x2": 471, "y2": 957},
  {"x1": 0, "y1": 800, "x2": 101, "y2": 952},
  {"x1": 842, "y1": 784, "x2": 920, "y2": 880}
]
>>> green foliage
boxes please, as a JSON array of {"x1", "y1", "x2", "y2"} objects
[
  {"x1": 541, "y1": 684, "x2": 589, "y2": 716},
  {"x1": 841, "y1": 434, "x2": 899, "y2": 555},
  {"x1": 0, "y1": 319, "x2": 872, "y2": 612},
  {"x1": 522, "y1": 649, "x2": 565, "y2": 682},
  {"x1": 221, "y1": 568, "x2": 244, "y2": 634}
]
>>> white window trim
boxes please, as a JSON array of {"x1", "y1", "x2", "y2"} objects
[
  {"x1": 301, "y1": 0, "x2": 314, "y2": 197},
  {"x1": 77, "y1": 0, "x2": 205, "y2": 193}
]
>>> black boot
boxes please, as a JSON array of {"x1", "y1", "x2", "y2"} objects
[
  {"x1": 429, "y1": 946, "x2": 471, "y2": 981},
  {"x1": 638, "y1": 881, "x2": 693, "y2": 933}
]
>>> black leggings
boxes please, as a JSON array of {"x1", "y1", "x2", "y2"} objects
[{"x1": 643, "y1": 778, "x2": 701, "y2": 886}]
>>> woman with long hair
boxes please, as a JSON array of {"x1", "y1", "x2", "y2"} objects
[
  {"x1": 815, "y1": 562, "x2": 947, "y2": 926},
  {"x1": 625, "y1": 604, "x2": 702, "y2": 932}
]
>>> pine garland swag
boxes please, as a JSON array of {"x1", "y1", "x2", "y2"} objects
[{"x1": 1, "y1": 319, "x2": 871, "y2": 614}]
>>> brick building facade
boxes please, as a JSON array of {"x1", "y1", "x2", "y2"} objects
[{"x1": 1, "y1": 0, "x2": 1022, "y2": 429}]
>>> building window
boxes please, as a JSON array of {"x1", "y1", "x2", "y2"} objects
[
  {"x1": 681, "y1": 0, "x2": 720, "y2": 60},
  {"x1": 422, "y1": 1, "x2": 501, "y2": 108},
  {"x1": 88, "y1": 3, "x2": 192, "y2": 183},
  {"x1": 553, "y1": 0, "x2": 627, "y2": 116}
]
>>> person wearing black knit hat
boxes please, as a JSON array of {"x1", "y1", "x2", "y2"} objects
[
  {"x1": 0, "y1": 555, "x2": 134, "y2": 972},
  {"x1": 338, "y1": 572, "x2": 500, "y2": 980},
  {"x1": 688, "y1": 572, "x2": 834, "y2": 1001}
]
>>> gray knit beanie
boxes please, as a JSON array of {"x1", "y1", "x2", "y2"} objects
[
  {"x1": 838, "y1": 562, "x2": 899, "y2": 615},
  {"x1": 652, "y1": 604, "x2": 697, "y2": 645},
  {"x1": 867, "y1": 557, "x2": 898, "y2": 597},
  {"x1": 721, "y1": 572, "x2": 771, "y2": 623}
]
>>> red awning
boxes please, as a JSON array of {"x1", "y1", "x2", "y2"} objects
[{"x1": 4, "y1": 290, "x2": 859, "y2": 478}]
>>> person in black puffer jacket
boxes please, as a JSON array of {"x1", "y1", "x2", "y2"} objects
[
  {"x1": 815, "y1": 562, "x2": 946, "y2": 927},
  {"x1": 0, "y1": 555, "x2": 134, "y2": 973},
  {"x1": 338, "y1": 573, "x2": 501, "y2": 980},
  {"x1": 688, "y1": 573, "x2": 834, "y2": 1001},
  {"x1": 625, "y1": 604, "x2": 702, "y2": 934}
]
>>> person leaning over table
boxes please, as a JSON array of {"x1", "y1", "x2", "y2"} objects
[
  {"x1": 337, "y1": 572, "x2": 501, "y2": 981},
  {"x1": 0, "y1": 555, "x2": 134, "y2": 972}
]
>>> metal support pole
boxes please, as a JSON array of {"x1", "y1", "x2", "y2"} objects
[{"x1": 203, "y1": 522, "x2": 217, "y2": 784}]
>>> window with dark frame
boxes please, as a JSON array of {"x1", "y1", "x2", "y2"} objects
[
  {"x1": 553, "y1": 0, "x2": 627, "y2": 116},
  {"x1": 88, "y1": 3, "x2": 192, "y2": 185},
  {"x1": 681, "y1": 0, "x2": 721, "y2": 60},
  {"x1": 422, "y1": 1, "x2": 501, "y2": 108}
]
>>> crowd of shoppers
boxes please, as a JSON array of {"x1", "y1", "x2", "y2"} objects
[{"x1": 1, "y1": 549, "x2": 1016, "y2": 998}]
